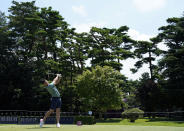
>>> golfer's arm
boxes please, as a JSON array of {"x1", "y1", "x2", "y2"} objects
[{"x1": 53, "y1": 75, "x2": 61, "y2": 85}]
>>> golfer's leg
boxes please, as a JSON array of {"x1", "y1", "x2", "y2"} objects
[
  {"x1": 43, "y1": 109, "x2": 54, "y2": 122},
  {"x1": 56, "y1": 108, "x2": 60, "y2": 123}
]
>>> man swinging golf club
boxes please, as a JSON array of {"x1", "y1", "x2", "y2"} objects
[{"x1": 40, "y1": 74, "x2": 62, "y2": 128}]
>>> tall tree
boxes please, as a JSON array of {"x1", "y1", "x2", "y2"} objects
[
  {"x1": 158, "y1": 15, "x2": 184, "y2": 109},
  {"x1": 0, "y1": 10, "x2": 17, "y2": 109},
  {"x1": 89, "y1": 26, "x2": 134, "y2": 71},
  {"x1": 37, "y1": 7, "x2": 68, "y2": 60},
  {"x1": 131, "y1": 38, "x2": 162, "y2": 80},
  {"x1": 8, "y1": 0, "x2": 40, "y2": 61}
]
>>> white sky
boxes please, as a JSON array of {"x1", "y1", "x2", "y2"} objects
[{"x1": 1, "y1": 0, "x2": 183, "y2": 80}]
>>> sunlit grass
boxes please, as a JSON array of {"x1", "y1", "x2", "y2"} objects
[
  {"x1": 96, "y1": 118, "x2": 184, "y2": 127},
  {"x1": 0, "y1": 118, "x2": 184, "y2": 131},
  {"x1": 0, "y1": 124, "x2": 184, "y2": 131}
]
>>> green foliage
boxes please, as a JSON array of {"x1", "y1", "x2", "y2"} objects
[
  {"x1": 0, "y1": 1, "x2": 137, "y2": 111},
  {"x1": 122, "y1": 108, "x2": 144, "y2": 122},
  {"x1": 124, "y1": 93, "x2": 139, "y2": 109},
  {"x1": 136, "y1": 75, "x2": 161, "y2": 112},
  {"x1": 132, "y1": 39, "x2": 162, "y2": 80},
  {"x1": 121, "y1": 79, "x2": 140, "y2": 109},
  {"x1": 0, "y1": 11, "x2": 6, "y2": 27},
  {"x1": 89, "y1": 26, "x2": 134, "y2": 71},
  {"x1": 76, "y1": 66, "x2": 123, "y2": 113},
  {"x1": 74, "y1": 116, "x2": 96, "y2": 125},
  {"x1": 2, "y1": 0, "x2": 184, "y2": 112},
  {"x1": 61, "y1": 85, "x2": 78, "y2": 112},
  {"x1": 157, "y1": 15, "x2": 184, "y2": 110}
]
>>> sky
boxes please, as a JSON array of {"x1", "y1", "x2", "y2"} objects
[{"x1": 1, "y1": 0, "x2": 184, "y2": 80}]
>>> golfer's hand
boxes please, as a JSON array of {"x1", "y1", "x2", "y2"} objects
[{"x1": 57, "y1": 74, "x2": 62, "y2": 77}]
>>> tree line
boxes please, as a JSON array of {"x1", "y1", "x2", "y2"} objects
[{"x1": 0, "y1": 0, "x2": 184, "y2": 113}]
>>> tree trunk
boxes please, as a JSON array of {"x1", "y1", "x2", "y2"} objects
[{"x1": 148, "y1": 50, "x2": 153, "y2": 80}]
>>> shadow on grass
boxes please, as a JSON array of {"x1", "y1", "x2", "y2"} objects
[
  {"x1": 96, "y1": 118, "x2": 122, "y2": 123},
  {"x1": 27, "y1": 127, "x2": 57, "y2": 129}
]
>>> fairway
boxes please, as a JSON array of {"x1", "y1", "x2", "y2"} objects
[{"x1": 0, "y1": 125, "x2": 184, "y2": 131}]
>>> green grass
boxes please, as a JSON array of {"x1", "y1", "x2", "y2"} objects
[
  {"x1": 0, "y1": 118, "x2": 184, "y2": 131},
  {"x1": 0, "y1": 124, "x2": 184, "y2": 131},
  {"x1": 96, "y1": 118, "x2": 184, "y2": 127}
]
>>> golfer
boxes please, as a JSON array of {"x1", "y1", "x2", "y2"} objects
[{"x1": 40, "y1": 74, "x2": 62, "y2": 128}]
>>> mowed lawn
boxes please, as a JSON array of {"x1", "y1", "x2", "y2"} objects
[
  {"x1": 0, "y1": 119, "x2": 184, "y2": 131},
  {"x1": 96, "y1": 118, "x2": 184, "y2": 127},
  {"x1": 0, "y1": 125, "x2": 184, "y2": 131}
]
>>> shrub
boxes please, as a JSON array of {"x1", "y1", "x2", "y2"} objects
[
  {"x1": 122, "y1": 108, "x2": 144, "y2": 122},
  {"x1": 74, "y1": 116, "x2": 96, "y2": 125}
]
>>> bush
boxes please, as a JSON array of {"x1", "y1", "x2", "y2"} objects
[
  {"x1": 74, "y1": 116, "x2": 96, "y2": 125},
  {"x1": 122, "y1": 108, "x2": 144, "y2": 122}
]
